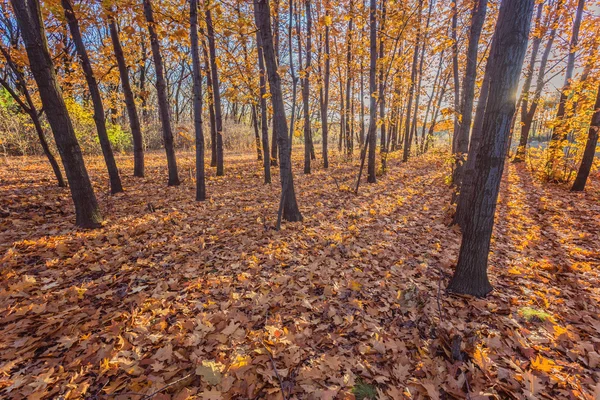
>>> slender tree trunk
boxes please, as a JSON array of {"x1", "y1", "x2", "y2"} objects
[
  {"x1": 366, "y1": 0, "x2": 378, "y2": 183},
  {"x1": 253, "y1": 0, "x2": 302, "y2": 223},
  {"x1": 378, "y1": 0, "x2": 387, "y2": 170},
  {"x1": 424, "y1": 74, "x2": 450, "y2": 153},
  {"x1": 402, "y1": 0, "x2": 423, "y2": 162},
  {"x1": 139, "y1": 37, "x2": 148, "y2": 123},
  {"x1": 62, "y1": 0, "x2": 123, "y2": 194},
  {"x1": 546, "y1": 0, "x2": 585, "y2": 177},
  {"x1": 11, "y1": 0, "x2": 101, "y2": 228},
  {"x1": 143, "y1": 0, "x2": 179, "y2": 186},
  {"x1": 571, "y1": 84, "x2": 600, "y2": 191},
  {"x1": 190, "y1": 0, "x2": 206, "y2": 201},
  {"x1": 252, "y1": 104, "x2": 263, "y2": 160},
  {"x1": 200, "y1": 32, "x2": 218, "y2": 168},
  {"x1": 451, "y1": 0, "x2": 488, "y2": 193},
  {"x1": 321, "y1": 4, "x2": 331, "y2": 169},
  {"x1": 514, "y1": 0, "x2": 563, "y2": 162},
  {"x1": 256, "y1": 30, "x2": 272, "y2": 183},
  {"x1": 419, "y1": 49, "x2": 444, "y2": 152},
  {"x1": 344, "y1": 1, "x2": 354, "y2": 157},
  {"x1": 450, "y1": 0, "x2": 460, "y2": 153},
  {"x1": 205, "y1": 6, "x2": 224, "y2": 176},
  {"x1": 0, "y1": 45, "x2": 65, "y2": 187},
  {"x1": 301, "y1": 0, "x2": 313, "y2": 173},
  {"x1": 107, "y1": 9, "x2": 144, "y2": 177},
  {"x1": 448, "y1": 0, "x2": 534, "y2": 297}
]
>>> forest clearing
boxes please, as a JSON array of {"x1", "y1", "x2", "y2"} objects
[
  {"x1": 1, "y1": 150, "x2": 599, "y2": 399},
  {"x1": 2, "y1": 0, "x2": 600, "y2": 398}
]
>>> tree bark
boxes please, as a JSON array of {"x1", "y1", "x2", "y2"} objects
[
  {"x1": 513, "y1": 0, "x2": 563, "y2": 162},
  {"x1": 320, "y1": 3, "x2": 331, "y2": 169},
  {"x1": 143, "y1": 0, "x2": 180, "y2": 186},
  {"x1": 366, "y1": 0, "x2": 378, "y2": 183},
  {"x1": 301, "y1": 0, "x2": 313, "y2": 174},
  {"x1": 253, "y1": 0, "x2": 302, "y2": 223},
  {"x1": 205, "y1": 6, "x2": 224, "y2": 176},
  {"x1": 62, "y1": 0, "x2": 123, "y2": 194},
  {"x1": 107, "y1": 8, "x2": 144, "y2": 177},
  {"x1": 546, "y1": 0, "x2": 585, "y2": 177},
  {"x1": 11, "y1": 0, "x2": 102, "y2": 228},
  {"x1": 448, "y1": 0, "x2": 535, "y2": 297},
  {"x1": 190, "y1": 0, "x2": 206, "y2": 201},
  {"x1": 451, "y1": 0, "x2": 488, "y2": 193},
  {"x1": 255, "y1": 30, "x2": 272, "y2": 184},
  {"x1": 378, "y1": 0, "x2": 387, "y2": 170},
  {"x1": 571, "y1": 84, "x2": 600, "y2": 191},
  {"x1": 450, "y1": 0, "x2": 460, "y2": 153}
]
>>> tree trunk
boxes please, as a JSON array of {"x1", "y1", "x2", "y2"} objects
[
  {"x1": 320, "y1": 4, "x2": 331, "y2": 169},
  {"x1": 0, "y1": 45, "x2": 65, "y2": 187},
  {"x1": 571, "y1": 84, "x2": 600, "y2": 191},
  {"x1": 448, "y1": 0, "x2": 535, "y2": 297},
  {"x1": 301, "y1": 0, "x2": 313, "y2": 174},
  {"x1": 378, "y1": 0, "x2": 387, "y2": 170},
  {"x1": 11, "y1": 0, "x2": 102, "y2": 228},
  {"x1": 190, "y1": 0, "x2": 206, "y2": 201},
  {"x1": 205, "y1": 6, "x2": 224, "y2": 176},
  {"x1": 143, "y1": 0, "x2": 180, "y2": 186},
  {"x1": 513, "y1": 0, "x2": 563, "y2": 162},
  {"x1": 344, "y1": 1, "x2": 354, "y2": 157},
  {"x1": 366, "y1": 0, "x2": 378, "y2": 183},
  {"x1": 546, "y1": 0, "x2": 585, "y2": 177},
  {"x1": 62, "y1": 0, "x2": 123, "y2": 194},
  {"x1": 451, "y1": 0, "x2": 487, "y2": 193},
  {"x1": 253, "y1": 0, "x2": 302, "y2": 223},
  {"x1": 107, "y1": 8, "x2": 144, "y2": 177},
  {"x1": 256, "y1": 30, "x2": 272, "y2": 184},
  {"x1": 200, "y1": 32, "x2": 218, "y2": 168},
  {"x1": 450, "y1": 0, "x2": 460, "y2": 153},
  {"x1": 402, "y1": 0, "x2": 423, "y2": 162}
]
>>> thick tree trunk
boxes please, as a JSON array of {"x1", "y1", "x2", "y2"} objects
[
  {"x1": 107, "y1": 9, "x2": 144, "y2": 177},
  {"x1": 448, "y1": 0, "x2": 534, "y2": 297},
  {"x1": 205, "y1": 7, "x2": 224, "y2": 176},
  {"x1": 62, "y1": 0, "x2": 123, "y2": 194},
  {"x1": 143, "y1": 0, "x2": 180, "y2": 186},
  {"x1": 255, "y1": 30, "x2": 272, "y2": 184},
  {"x1": 11, "y1": 0, "x2": 101, "y2": 228},
  {"x1": 451, "y1": 0, "x2": 488, "y2": 192},
  {"x1": 571, "y1": 84, "x2": 600, "y2": 191},
  {"x1": 366, "y1": 0, "x2": 378, "y2": 183},
  {"x1": 546, "y1": 0, "x2": 585, "y2": 177},
  {"x1": 253, "y1": 0, "x2": 302, "y2": 223},
  {"x1": 190, "y1": 0, "x2": 206, "y2": 201}
]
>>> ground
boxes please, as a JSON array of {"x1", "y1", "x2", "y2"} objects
[{"x1": 0, "y1": 149, "x2": 599, "y2": 400}]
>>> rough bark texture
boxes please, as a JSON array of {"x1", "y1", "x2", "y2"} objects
[
  {"x1": 448, "y1": 0, "x2": 534, "y2": 297},
  {"x1": 205, "y1": 7, "x2": 224, "y2": 176},
  {"x1": 190, "y1": 0, "x2": 206, "y2": 201},
  {"x1": 107, "y1": 9, "x2": 144, "y2": 177},
  {"x1": 62, "y1": 0, "x2": 123, "y2": 194},
  {"x1": 253, "y1": 0, "x2": 302, "y2": 222},
  {"x1": 571, "y1": 84, "x2": 600, "y2": 191},
  {"x1": 452, "y1": 0, "x2": 488, "y2": 191},
  {"x1": 143, "y1": 0, "x2": 180, "y2": 186},
  {"x1": 11, "y1": 0, "x2": 102, "y2": 228},
  {"x1": 450, "y1": 0, "x2": 460, "y2": 153}
]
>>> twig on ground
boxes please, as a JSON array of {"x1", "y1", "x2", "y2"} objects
[{"x1": 261, "y1": 341, "x2": 288, "y2": 400}]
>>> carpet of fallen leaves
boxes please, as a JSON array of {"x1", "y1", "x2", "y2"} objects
[{"x1": 1, "y1": 149, "x2": 599, "y2": 400}]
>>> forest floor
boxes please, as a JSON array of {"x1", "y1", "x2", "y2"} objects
[{"x1": 1, "y1": 149, "x2": 599, "y2": 400}]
